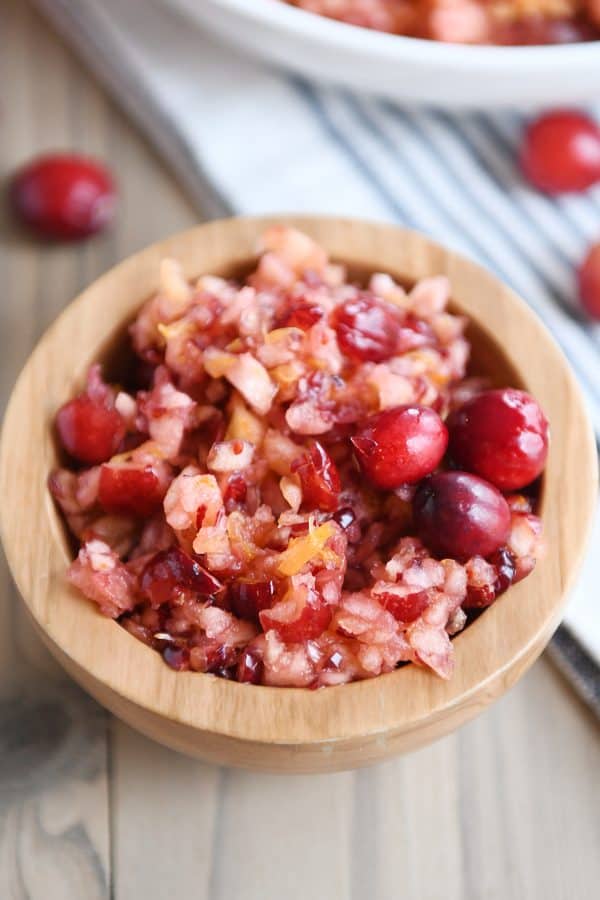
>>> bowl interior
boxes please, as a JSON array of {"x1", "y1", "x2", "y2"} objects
[{"x1": 0, "y1": 216, "x2": 595, "y2": 763}]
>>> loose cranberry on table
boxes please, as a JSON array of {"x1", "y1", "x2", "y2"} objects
[
  {"x1": 578, "y1": 242, "x2": 600, "y2": 321},
  {"x1": 447, "y1": 388, "x2": 549, "y2": 491},
  {"x1": 10, "y1": 153, "x2": 116, "y2": 240},
  {"x1": 520, "y1": 110, "x2": 600, "y2": 194},
  {"x1": 351, "y1": 405, "x2": 448, "y2": 490},
  {"x1": 413, "y1": 471, "x2": 511, "y2": 562}
]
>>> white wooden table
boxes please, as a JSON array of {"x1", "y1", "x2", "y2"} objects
[{"x1": 1, "y1": 4, "x2": 599, "y2": 897}]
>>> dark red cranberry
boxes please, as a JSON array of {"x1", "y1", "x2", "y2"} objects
[
  {"x1": 490, "y1": 547, "x2": 517, "y2": 595},
  {"x1": 378, "y1": 590, "x2": 429, "y2": 623},
  {"x1": 578, "y1": 242, "x2": 600, "y2": 321},
  {"x1": 520, "y1": 110, "x2": 600, "y2": 194},
  {"x1": 448, "y1": 388, "x2": 549, "y2": 491},
  {"x1": 413, "y1": 472, "x2": 511, "y2": 562},
  {"x1": 10, "y1": 153, "x2": 116, "y2": 239},
  {"x1": 351, "y1": 405, "x2": 448, "y2": 490},
  {"x1": 163, "y1": 646, "x2": 190, "y2": 671},
  {"x1": 260, "y1": 596, "x2": 332, "y2": 643},
  {"x1": 98, "y1": 465, "x2": 166, "y2": 517},
  {"x1": 331, "y1": 294, "x2": 403, "y2": 362},
  {"x1": 237, "y1": 649, "x2": 263, "y2": 684},
  {"x1": 56, "y1": 395, "x2": 125, "y2": 464},
  {"x1": 280, "y1": 303, "x2": 323, "y2": 330},
  {"x1": 228, "y1": 579, "x2": 277, "y2": 624},
  {"x1": 292, "y1": 441, "x2": 341, "y2": 512},
  {"x1": 141, "y1": 547, "x2": 222, "y2": 607}
]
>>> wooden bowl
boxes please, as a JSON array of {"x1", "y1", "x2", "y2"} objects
[{"x1": 0, "y1": 216, "x2": 596, "y2": 773}]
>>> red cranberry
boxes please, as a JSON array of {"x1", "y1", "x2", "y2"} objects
[
  {"x1": 237, "y1": 649, "x2": 263, "y2": 684},
  {"x1": 351, "y1": 405, "x2": 448, "y2": 490},
  {"x1": 448, "y1": 388, "x2": 549, "y2": 491},
  {"x1": 10, "y1": 153, "x2": 116, "y2": 239},
  {"x1": 56, "y1": 395, "x2": 126, "y2": 464},
  {"x1": 163, "y1": 646, "x2": 190, "y2": 671},
  {"x1": 292, "y1": 442, "x2": 341, "y2": 512},
  {"x1": 331, "y1": 294, "x2": 403, "y2": 362},
  {"x1": 578, "y1": 242, "x2": 600, "y2": 321},
  {"x1": 141, "y1": 547, "x2": 222, "y2": 607},
  {"x1": 98, "y1": 465, "x2": 166, "y2": 517},
  {"x1": 490, "y1": 547, "x2": 517, "y2": 595},
  {"x1": 260, "y1": 596, "x2": 332, "y2": 643},
  {"x1": 378, "y1": 590, "x2": 429, "y2": 623},
  {"x1": 413, "y1": 472, "x2": 511, "y2": 562},
  {"x1": 280, "y1": 303, "x2": 323, "y2": 330},
  {"x1": 520, "y1": 111, "x2": 600, "y2": 194},
  {"x1": 228, "y1": 579, "x2": 277, "y2": 624}
]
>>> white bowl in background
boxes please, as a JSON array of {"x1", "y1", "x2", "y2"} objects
[{"x1": 163, "y1": 0, "x2": 600, "y2": 108}]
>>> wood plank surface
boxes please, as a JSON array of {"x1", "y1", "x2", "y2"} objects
[{"x1": 1, "y1": 3, "x2": 599, "y2": 898}]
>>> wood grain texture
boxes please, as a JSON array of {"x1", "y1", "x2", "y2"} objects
[
  {"x1": 0, "y1": 2, "x2": 198, "y2": 897},
  {"x1": 2, "y1": 5, "x2": 600, "y2": 898},
  {"x1": 0, "y1": 214, "x2": 596, "y2": 772}
]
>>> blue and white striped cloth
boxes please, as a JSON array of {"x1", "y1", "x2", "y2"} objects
[{"x1": 35, "y1": 0, "x2": 600, "y2": 711}]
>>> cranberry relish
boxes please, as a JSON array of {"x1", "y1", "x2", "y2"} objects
[{"x1": 50, "y1": 227, "x2": 547, "y2": 687}]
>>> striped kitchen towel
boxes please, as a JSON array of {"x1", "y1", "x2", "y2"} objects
[{"x1": 34, "y1": 0, "x2": 600, "y2": 716}]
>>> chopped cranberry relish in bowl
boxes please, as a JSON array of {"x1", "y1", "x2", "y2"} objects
[
  {"x1": 49, "y1": 225, "x2": 549, "y2": 688},
  {"x1": 1, "y1": 216, "x2": 595, "y2": 769}
]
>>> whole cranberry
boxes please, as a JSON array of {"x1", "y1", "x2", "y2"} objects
[
  {"x1": 10, "y1": 153, "x2": 116, "y2": 239},
  {"x1": 520, "y1": 111, "x2": 600, "y2": 194},
  {"x1": 351, "y1": 405, "x2": 448, "y2": 490},
  {"x1": 448, "y1": 388, "x2": 549, "y2": 491},
  {"x1": 578, "y1": 242, "x2": 600, "y2": 321},
  {"x1": 413, "y1": 472, "x2": 511, "y2": 562}
]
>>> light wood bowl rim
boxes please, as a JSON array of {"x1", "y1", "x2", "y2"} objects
[{"x1": 0, "y1": 215, "x2": 596, "y2": 750}]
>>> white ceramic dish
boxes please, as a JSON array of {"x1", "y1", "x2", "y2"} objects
[{"x1": 163, "y1": 0, "x2": 600, "y2": 108}]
